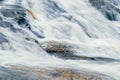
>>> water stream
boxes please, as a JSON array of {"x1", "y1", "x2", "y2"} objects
[{"x1": 0, "y1": 0, "x2": 120, "y2": 79}]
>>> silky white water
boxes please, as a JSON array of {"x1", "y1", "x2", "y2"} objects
[{"x1": 0, "y1": 0, "x2": 120, "y2": 79}]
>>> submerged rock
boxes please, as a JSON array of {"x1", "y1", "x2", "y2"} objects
[
  {"x1": 0, "y1": 16, "x2": 2, "y2": 21},
  {"x1": 0, "y1": 21, "x2": 17, "y2": 32},
  {"x1": 0, "y1": 7, "x2": 28, "y2": 27},
  {"x1": 0, "y1": 65, "x2": 115, "y2": 80},
  {"x1": 0, "y1": 5, "x2": 42, "y2": 37},
  {"x1": 0, "y1": 33, "x2": 8, "y2": 44},
  {"x1": 89, "y1": 0, "x2": 120, "y2": 21},
  {"x1": 15, "y1": 16, "x2": 29, "y2": 27},
  {"x1": 0, "y1": 9, "x2": 26, "y2": 18},
  {"x1": 60, "y1": 55, "x2": 119, "y2": 62},
  {"x1": 42, "y1": 0, "x2": 66, "y2": 18}
]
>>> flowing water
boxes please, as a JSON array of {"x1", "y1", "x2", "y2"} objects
[{"x1": 0, "y1": 0, "x2": 120, "y2": 79}]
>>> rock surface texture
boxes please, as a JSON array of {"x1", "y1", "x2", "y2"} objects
[{"x1": 0, "y1": 65, "x2": 115, "y2": 80}]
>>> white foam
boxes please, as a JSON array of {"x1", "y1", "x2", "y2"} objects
[{"x1": 0, "y1": 0, "x2": 120, "y2": 79}]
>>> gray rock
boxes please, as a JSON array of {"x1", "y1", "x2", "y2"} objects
[
  {"x1": 89, "y1": 0, "x2": 120, "y2": 21},
  {"x1": 0, "y1": 65, "x2": 115, "y2": 80},
  {"x1": 0, "y1": 9, "x2": 26, "y2": 18},
  {"x1": 42, "y1": 0, "x2": 66, "y2": 18},
  {"x1": 0, "y1": 33, "x2": 8, "y2": 44},
  {"x1": 0, "y1": 16, "x2": 2, "y2": 21},
  {"x1": 0, "y1": 21, "x2": 17, "y2": 32},
  {"x1": 0, "y1": 9, "x2": 17, "y2": 18}
]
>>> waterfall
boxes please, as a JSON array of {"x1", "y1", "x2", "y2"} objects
[{"x1": 0, "y1": 0, "x2": 120, "y2": 79}]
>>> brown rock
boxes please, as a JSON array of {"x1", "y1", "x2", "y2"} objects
[
  {"x1": 5, "y1": 65, "x2": 114, "y2": 80},
  {"x1": 40, "y1": 41, "x2": 78, "y2": 53}
]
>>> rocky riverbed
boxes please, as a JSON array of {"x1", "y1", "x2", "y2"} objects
[
  {"x1": 0, "y1": 0, "x2": 120, "y2": 80},
  {"x1": 0, "y1": 65, "x2": 115, "y2": 80}
]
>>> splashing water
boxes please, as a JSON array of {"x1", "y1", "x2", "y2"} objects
[{"x1": 0, "y1": 0, "x2": 120, "y2": 79}]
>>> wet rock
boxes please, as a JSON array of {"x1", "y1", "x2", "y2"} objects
[
  {"x1": 0, "y1": 8, "x2": 28, "y2": 27},
  {"x1": 31, "y1": 30, "x2": 45, "y2": 38},
  {"x1": 43, "y1": 0, "x2": 66, "y2": 18},
  {"x1": 25, "y1": 37, "x2": 40, "y2": 46},
  {"x1": 0, "y1": 7, "x2": 32, "y2": 30},
  {"x1": 89, "y1": 0, "x2": 120, "y2": 21},
  {"x1": 0, "y1": 21, "x2": 13, "y2": 28},
  {"x1": 0, "y1": 16, "x2": 2, "y2": 21},
  {"x1": 40, "y1": 41, "x2": 78, "y2": 53},
  {"x1": 0, "y1": 21, "x2": 17, "y2": 32},
  {"x1": 0, "y1": 4, "x2": 25, "y2": 9},
  {"x1": 0, "y1": 65, "x2": 114, "y2": 80},
  {"x1": 40, "y1": 41, "x2": 119, "y2": 62},
  {"x1": 0, "y1": 9, "x2": 26, "y2": 18},
  {"x1": 28, "y1": 10, "x2": 37, "y2": 19},
  {"x1": 61, "y1": 55, "x2": 120, "y2": 62},
  {"x1": 0, "y1": 66, "x2": 26, "y2": 80},
  {"x1": 0, "y1": 6, "x2": 44, "y2": 39},
  {"x1": 0, "y1": 33, "x2": 8, "y2": 44},
  {"x1": 0, "y1": 9, "x2": 17, "y2": 18},
  {"x1": 89, "y1": 0, "x2": 105, "y2": 9},
  {"x1": 46, "y1": 50, "x2": 119, "y2": 62},
  {"x1": 15, "y1": 17, "x2": 29, "y2": 26}
]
